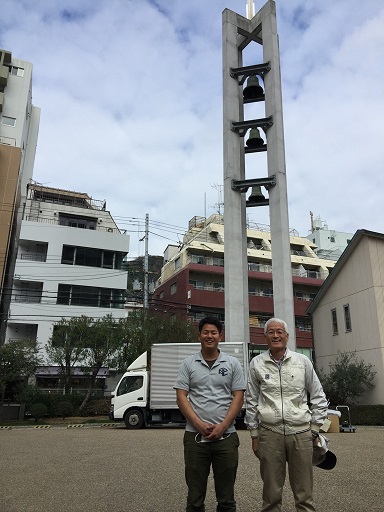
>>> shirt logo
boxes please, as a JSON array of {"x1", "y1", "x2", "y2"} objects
[
  {"x1": 219, "y1": 368, "x2": 228, "y2": 376},
  {"x1": 264, "y1": 374, "x2": 270, "y2": 380}
]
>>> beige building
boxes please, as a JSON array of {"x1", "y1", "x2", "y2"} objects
[
  {"x1": 155, "y1": 214, "x2": 336, "y2": 353},
  {"x1": 307, "y1": 230, "x2": 384, "y2": 404}
]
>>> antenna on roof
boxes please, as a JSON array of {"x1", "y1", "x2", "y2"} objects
[{"x1": 246, "y1": 0, "x2": 255, "y2": 19}]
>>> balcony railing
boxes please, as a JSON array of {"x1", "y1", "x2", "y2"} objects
[
  {"x1": 292, "y1": 269, "x2": 322, "y2": 279},
  {"x1": 12, "y1": 295, "x2": 42, "y2": 303},
  {"x1": 24, "y1": 215, "x2": 126, "y2": 234},
  {"x1": 190, "y1": 284, "x2": 224, "y2": 292},
  {"x1": 19, "y1": 253, "x2": 47, "y2": 262}
]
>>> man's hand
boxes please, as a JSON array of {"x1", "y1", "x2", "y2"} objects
[
  {"x1": 195, "y1": 420, "x2": 214, "y2": 438},
  {"x1": 312, "y1": 436, "x2": 320, "y2": 447},
  {"x1": 252, "y1": 437, "x2": 260, "y2": 459},
  {"x1": 204, "y1": 422, "x2": 227, "y2": 441}
]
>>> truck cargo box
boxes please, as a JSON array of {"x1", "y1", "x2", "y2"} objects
[{"x1": 149, "y1": 342, "x2": 248, "y2": 410}]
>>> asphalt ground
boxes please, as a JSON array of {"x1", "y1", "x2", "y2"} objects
[{"x1": 0, "y1": 425, "x2": 383, "y2": 512}]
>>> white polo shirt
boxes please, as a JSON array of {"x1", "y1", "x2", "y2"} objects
[{"x1": 173, "y1": 350, "x2": 246, "y2": 433}]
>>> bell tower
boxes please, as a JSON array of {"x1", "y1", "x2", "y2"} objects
[{"x1": 222, "y1": 0, "x2": 295, "y2": 350}]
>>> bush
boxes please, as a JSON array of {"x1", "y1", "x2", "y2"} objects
[
  {"x1": 82, "y1": 398, "x2": 111, "y2": 416},
  {"x1": 29, "y1": 403, "x2": 48, "y2": 422},
  {"x1": 57, "y1": 401, "x2": 74, "y2": 419},
  {"x1": 349, "y1": 405, "x2": 384, "y2": 426}
]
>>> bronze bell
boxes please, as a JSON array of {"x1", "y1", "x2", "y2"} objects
[
  {"x1": 246, "y1": 127, "x2": 265, "y2": 149},
  {"x1": 247, "y1": 186, "x2": 266, "y2": 205},
  {"x1": 243, "y1": 75, "x2": 264, "y2": 100}
]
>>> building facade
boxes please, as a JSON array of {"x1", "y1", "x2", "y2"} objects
[
  {"x1": 154, "y1": 214, "x2": 336, "y2": 358},
  {"x1": 307, "y1": 213, "x2": 353, "y2": 261},
  {"x1": 0, "y1": 49, "x2": 40, "y2": 342},
  {"x1": 5, "y1": 184, "x2": 130, "y2": 391},
  {"x1": 307, "y1": 229, "x2": 384, "y2": 404}
]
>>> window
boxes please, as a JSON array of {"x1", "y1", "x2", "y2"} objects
[
  {"x1": 102, "y1": 251, "x2": 114, "y2": 269},
  {"x1": 249, "y1": 286, "x2": 259, "y2": 296},
  {"x1": 1, "y1": 116, "x2": 16, "y2": 127},
  {"x1": 174, "y1": 257, "x2": 180, "y2": 270},
  {"x1": 117, "y1": 376, "x2": 144, "y2": 396},
  {"x1": 61, "y1": 246, "x2": 75, "y2": 265},
  {"x1": 189, "y1": 279, "x2": 204, "y2": 289},
  {"x1": 331, "y1": 309, "x2": 338, "y2": 335},
  {"x1": 61, "y1": 245, "x2": 125, "y2": 269},
  {"x1": 170, "y1": 283, "x2": 177, "y2": 295},
  {"x1": 9, "y1": 66, "x2": 24, "y2": 77},
  {"x1": 57, "y1": 284, "x2": 125, "y2": 309},
  {"x1": 59, "y1": 213, "x2": 97, "y2": 230},
  {"x1": 75, "y1": 247, "x2": 102, "y2": 267},
  {"x1": 343, "y1": 304, "x2": 352, "y2": 332}
]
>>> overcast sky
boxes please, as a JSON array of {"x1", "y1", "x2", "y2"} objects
[{"x1": 2, "y1": 0, "x2": 383, "y2": 257}]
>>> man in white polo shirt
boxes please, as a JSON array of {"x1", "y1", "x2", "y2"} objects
[{"x1": 174, "y1": 316, "x2": 245, "y2": 512}]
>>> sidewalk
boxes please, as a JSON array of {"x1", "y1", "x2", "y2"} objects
[{"x1": 0, "y1": 426, "x2": 383, "y2": 511}]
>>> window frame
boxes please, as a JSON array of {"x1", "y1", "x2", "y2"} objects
[
  {"x1": 343, "y1": 304, "x2": 352, "y2": 332},
  {"x1": 331, "y1": 308, "x2": 338, "y2": 335},
  {"x1": 1, "y1": 115, "x2": 16, "y2": 127}
]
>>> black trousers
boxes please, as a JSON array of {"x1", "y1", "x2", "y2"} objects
[{"x1": 183, "y1": 431, "x2": 239, "y2": 512}]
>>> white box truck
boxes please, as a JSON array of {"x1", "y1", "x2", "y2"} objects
[{"x1": 110, "y1": 342, "x2": 248, "y2": 429}]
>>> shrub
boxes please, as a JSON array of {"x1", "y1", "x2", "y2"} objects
[
  {"x1": 349, "y1": 405, "x2": 384, "y2": 426},
  {"x1": 29, "y1": 403, "x2": 48, "y2": 422},
  {"x1": 83, "y1": 398, "x2": 111, "y2": 416},
  {"x1": 57, "y1": 401, "x2": 74, "y2": 419}
]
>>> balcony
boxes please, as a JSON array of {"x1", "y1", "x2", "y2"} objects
[
  {"x1": 12, "y1": 294, "x2": 41, "y2": 304},
  {"x1": 19, "y1": 253, "x2": 47, "y2": 263},
  {"x1": 24, "y1": 215, "x2": 126, "y2": 234}
]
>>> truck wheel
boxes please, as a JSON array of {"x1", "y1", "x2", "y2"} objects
[{"x1": 124, "y1": 409, "x2": 144, "y2": 429}]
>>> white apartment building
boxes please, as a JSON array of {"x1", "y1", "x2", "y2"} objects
[
  {"x1": 0, "y1": 48, "x2": 40, "y2": 341},
  {"x1": 307, "y1": 214, "x2": 353, "y2": 261},
  {"x1": 5, "y1": 184, "x2": 130, "y2": 363}
]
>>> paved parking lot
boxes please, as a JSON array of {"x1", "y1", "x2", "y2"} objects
[{"x1": 1, "y1": 425, "x2": 384, "y2": 512}]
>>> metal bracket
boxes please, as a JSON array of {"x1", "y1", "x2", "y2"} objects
[
  {"x1": 232, "y1": 176, "x2": 276, "y2": 193},
  {"x1": 230, "y1": 62, "x2": 271, "y2": 85},
  {"x1": 232, "y1": 176, "x2": 276, "y2": 208},
  {"x1": 231, "y1": 116, "x2": 273, "y2": 137}
]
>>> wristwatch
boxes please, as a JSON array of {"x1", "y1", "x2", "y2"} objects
[{"x1": 311, "y1": 430, "x2": 319, "y2": 439}]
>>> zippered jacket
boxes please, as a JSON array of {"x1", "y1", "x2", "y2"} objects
[{"x1": 245, "y1": 349, "x2": 328, "y2": 437}]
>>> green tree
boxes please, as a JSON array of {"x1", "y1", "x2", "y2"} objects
[
  {"x1": 45, "y1": 316, "x2": 91, "y2": 395},
  {"x1": 0, "y1": 339, "x2": 42, "y2": 419},
  {"x1": 78, "y1": 314, "x2": 122, "y2": 411},
  {"x1": 113, "y1": 309, "x2": 197, "y2": 372},
  {"x1": 318, "y1": 351, "x2": 376, "y2": 405}
]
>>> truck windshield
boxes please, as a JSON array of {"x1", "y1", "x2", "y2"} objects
[{"x1": 117, "y1": 375, "x2": 143, "y2": 396}]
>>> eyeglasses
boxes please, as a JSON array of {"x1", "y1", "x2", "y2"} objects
[{"x1": 266, "y1": 329, "x2": 287, "y2": 336}]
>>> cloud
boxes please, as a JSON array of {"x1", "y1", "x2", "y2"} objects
[{"x1": 1, "y1": 0, "x2": 383, "y2": 255}]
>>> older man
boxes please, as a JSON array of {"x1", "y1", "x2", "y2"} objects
[{"x1": 245, "y1": 317, "x2": 328, "y2": 512}]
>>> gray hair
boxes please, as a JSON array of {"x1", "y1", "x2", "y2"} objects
[{"x1": 264, "y1": 318, "x2": 289, "y2": 334}]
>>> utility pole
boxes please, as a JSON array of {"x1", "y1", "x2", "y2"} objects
[
  {"x1": 144, "y1": 213, "x2": 149, "y2": 309},
  {"x1": 222, "y1": 0, "x2": 296, "y2": 350}
]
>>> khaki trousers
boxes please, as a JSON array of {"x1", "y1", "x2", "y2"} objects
[{"x1": 258, "y1": 427, "x2": 315, "y2": 512}]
